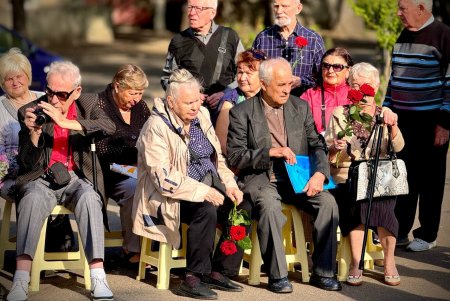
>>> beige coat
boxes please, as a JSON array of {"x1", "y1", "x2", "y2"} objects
[
  {"x1": 324, "y1": 106, "x2": 405, "y2": 184},
  {"x1": 132, "y1": 98, "x2": 238, "y2": 249}
]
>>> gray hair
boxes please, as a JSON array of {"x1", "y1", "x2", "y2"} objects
[
  {"x1": 0, "y1": 48, "x2": 32, "y2": 91},
  {"x1": 208, "y1": 0, "x2": 218, "y2": 9},
  {"x1": 413, "y1": 0, "x2": 433, "y2": 12},
  {"x1": 259, "y1": 57, "x2": 291, "y2": 84},
  {"x1": 46, "y1": 61, "x2": 82, "y2": 89},
  {"x1": 349, "y1": 62, "x2": 380, "y2": 88},
  {"x1": 166, "y1": 69, "x2": 202, "y2": 100}
]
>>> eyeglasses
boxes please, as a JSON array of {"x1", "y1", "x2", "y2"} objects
[
  {"x1": 45, "y1": 86, "x2": 76, "y2": 101},
  {"x1": 321, "y1": 62, "x2": 349, "y2": 72},
  {"x1": 249, "y1": 49, "x2": 267, "y2": 60},
  {"x1": 187, "y1": 5, "x2": 214, "y2": 13}
]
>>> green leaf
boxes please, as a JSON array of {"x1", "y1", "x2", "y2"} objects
[
  {"x1": 349, "y1": 105, "x2": 357, "y2": 115},
  {"x1": 236, "y1": 236, "x2": 252, "y2": 250},
  {"x1": 337, "y1": 130, "x2": 345, "y2": 139},
  {"x1": 360, "y1": 113, "x2": 373, "y2": 122}
]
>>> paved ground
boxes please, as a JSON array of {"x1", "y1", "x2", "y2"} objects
[{"x1": 0, "y1": 34, "x2": 449, "y2": 301}]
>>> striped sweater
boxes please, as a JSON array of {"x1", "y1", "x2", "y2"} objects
[{"x1": 384, "y1": 20, "x2": 450, "y2": 129}]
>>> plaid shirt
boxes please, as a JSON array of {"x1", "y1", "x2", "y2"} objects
[{"x1": 252, "y1": 22, "x2": 325, "y2": 90}]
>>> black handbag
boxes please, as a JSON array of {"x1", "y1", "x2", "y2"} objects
[
  {"x1": 46, "y1": 162, "x2": 71, "y2": 187},
  {"x1": 347, "y1": 123, "x2": 408, "y2": 201}
]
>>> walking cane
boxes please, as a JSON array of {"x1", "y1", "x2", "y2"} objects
[
  {"x1": 358, "y1": 115, "x2": 384, "y2": 270},
  {"x1": 90, "y1": 137, "x2": 98, "y2": 193}
]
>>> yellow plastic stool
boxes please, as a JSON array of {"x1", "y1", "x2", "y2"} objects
[
  {"x1": 30, "y1": 205, "x2": 91, "y2": 292},
  {"x1": 104, "y1": 230, "x2": 124, "y2": 248},
  {"x1": 337, "y1": 229, "x2": 384, "y2": 281},
  {"x1": 244, "y1": 203, "x2": 310, "y2": 285},
  {"x1": 0, "y1": 199, "x2": 16, "y2": 269},
  {"x1": 136, "y1": 223, "x2": 188, "y2": 289}
]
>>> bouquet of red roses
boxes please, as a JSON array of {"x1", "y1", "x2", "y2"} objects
[{"x1": 220, "y1": 201, "x2": 252, "y2": 255}]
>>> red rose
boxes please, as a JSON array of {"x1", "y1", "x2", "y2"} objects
[
  {"x1": 359, "y1": 84, "x2": 376, "y2": 97},
  {"x1": 220, "y1": 240, "x2": 238, "y2": 255},
  {"x1": 230, "y1": 225, "x2": 246, "y2": 241},
  {"x1": 348, "y1": 89, "x2": 364, "y2": 104},
  {"x1": 295, "y1": 36, "x2": 308, "y2": 48}
]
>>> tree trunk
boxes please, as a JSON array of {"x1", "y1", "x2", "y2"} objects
[
  {"x1": 153, "y1": 0, "x2": 167, "y2": 32},
  {"x1": 11, "y1": 0, "x2": 26, "y2": 36}
]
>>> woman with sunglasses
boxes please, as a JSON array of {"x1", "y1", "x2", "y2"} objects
[
  {"x1": 300, "y1": 47, "x2": 353, "y2": 136},
  {"x1": 96, "y1": 64, "x2": 151, "y2": 264},
  {"x1": 0, "y1": 48, "x2": 44, "y2": 200},
  {"x1": 215, "y1": 49, "x2": 266, "y2": 155}
]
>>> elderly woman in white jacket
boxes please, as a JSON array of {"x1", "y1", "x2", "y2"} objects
[{"x1": 133, "y1": 69, "x2": 249, "y2": 300}]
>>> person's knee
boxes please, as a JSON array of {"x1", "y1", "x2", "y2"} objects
[{"x1": 77, "y1": 190, "x2": 103, "y2": 210}]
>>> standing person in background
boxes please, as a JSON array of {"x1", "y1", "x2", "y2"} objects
[
  {"x1": 252, "y1": 0, "x2": 325, "y2": 96},
  {"x1": 161, "y1": 0, "x2": 244, "y2": 120},
  {"x1": 300, "y1": 48, "x2": 353, "y2": 136},
  {"x1": 96, "y1": 64, "x2": 151, "y2": 264},
  {"x1": 0, "y1": 48, "x2": 44, "y2": 201},
  {"x1": 385, "y1": 0, "x2": 450, "y2": 252}
]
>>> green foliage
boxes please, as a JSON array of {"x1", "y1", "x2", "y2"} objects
[
  {"x1": 236, "y1": 236, "x2": 252, "y2": 250},
  {"x1": 348, "y1": 0, "x2": 403, "y2": 51}
]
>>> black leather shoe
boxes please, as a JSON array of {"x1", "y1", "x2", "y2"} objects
[
  {"x1": 201, "y1": 273, "x2": 243, "y2": 292},
  {"x1": 177, "y1": 276, "x2": 218, "y2": 300},
  {"x1": 268, "y1": 277, "x2": 293, "y2": 293},
  {"x1": 309, "y1": 274, "x2": 342, "y2": 291}
]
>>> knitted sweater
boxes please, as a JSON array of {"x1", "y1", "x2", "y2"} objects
[{"x1": 384, "y1": 19, "x2": 450, "y2": 129}]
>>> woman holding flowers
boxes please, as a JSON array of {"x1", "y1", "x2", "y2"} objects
[
  {"x1": 133, "y1": 69, "x2": 250, "y2": 300},
  {"x1": 300, "y1": 47, "x2": 353, "y2": 136},
  {"x1": 324, "y1": 63, "x2": 404, "y2": 286},
  {"x1": 0, "y1": 48, "x2": 44, "y2": 200}
]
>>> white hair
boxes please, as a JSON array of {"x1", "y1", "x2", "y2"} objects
[
  {"x1": 166, "y1": 69, "x2": 203, "y2": 100},
  {"x1": 413, "y1": 0, "x2": 433, "y2": 12},
  {"x1": 259, "y1": 57, "x2": 291, "y2": 84},
  {"x1": 0, "y1": 48, "x2": 32, "y2": 91},
  {"x1": 209, "y1": 0, "x2": 218, "y2": 9},
  {"x1": 46, "y1": 61, "x2": 81, "y2": 89},
  {"x1": 349, "y1": 62, "x2": 380, "y2": 88}
]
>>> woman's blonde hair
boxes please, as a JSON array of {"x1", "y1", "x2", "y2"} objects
[
  {"x1": 0, "y1": 48, "x2": 32, "y2": 90},
  {"x1": 113, "y1": 64, "x2": 148, "y2": 90},
  {"x1": 166, "y1": 69, "x2": 202, "y2": 100}
]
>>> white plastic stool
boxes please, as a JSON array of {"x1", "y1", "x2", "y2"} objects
[
  {"x1": 136, "y1": 223, "x2": 188, "y2": 289},
  {"x1": 30, "y1": 205, "x2": 91, "y2": 291}
]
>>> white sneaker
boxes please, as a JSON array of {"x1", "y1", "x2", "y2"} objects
[
  {"x1": 406, "y1": 238, "x2": 437, "y2": 252},
  {"x1": 6, "y1": 279, "x2": 28, "y2": 301},
  {"x1": 91, "y1": 276, "x2": 113, "y2": 301}
]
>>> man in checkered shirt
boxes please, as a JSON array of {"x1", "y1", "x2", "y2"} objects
[{"x1": 252, "y1": 0, "x2": 325, "y2": 96}]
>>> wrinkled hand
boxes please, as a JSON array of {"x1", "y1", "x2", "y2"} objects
[
  {"x1": 303, "y1": 172, "x2": 325, "y2": 197},
  {"x1": 333, "y1": 138, "x2": 347, "y2": 151},
  {"x1": 434, "y1": 125, "x2": 449, "y2": 146},
  {"x1": 24, "y1": 107, "x2": 43, "y2": 132},
  {"x1": 38, "y1": 102, "x2": 65, "y2": 126},
  {"x1": 204, "y1": 92, "x2": 224, "y2": 110},
  {"x1": 226, "y1": 187, "x2": 243, "y2": 205},
  {"x1": 204, "y1": 187, "x2": 225, "y2": 207},
  {"x1": 269, "y1": 147, "x2": 296, "y2": 165},
  {"x1": 382, "y1": 109, "x2": 398, "y2": 127}
]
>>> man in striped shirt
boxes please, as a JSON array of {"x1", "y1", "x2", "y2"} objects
[
  {"x1": 384, "y1": 0, "x2": 450, "y2": 252},
  {"x1": 252, "y1": 0, "x2": 325, "y2": 96}
]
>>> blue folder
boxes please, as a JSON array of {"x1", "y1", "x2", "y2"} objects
[{"x1": 284, "y1": 155, "x2": 336, "y2": 194}]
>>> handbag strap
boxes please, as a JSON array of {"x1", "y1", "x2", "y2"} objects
[
  {"x1": 211, "y1": 27, "x2": 230, "y2": 85},
  {"x1": 320, "y1": 86, "x2": 326, "y2": 131}
]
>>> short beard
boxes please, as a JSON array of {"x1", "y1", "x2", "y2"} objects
[{"x1": 274, "y1": 15, "x2": 292, "y2": 27}]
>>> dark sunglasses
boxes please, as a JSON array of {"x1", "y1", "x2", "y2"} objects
[
  {"x1": 321, "y1": 62, "x2": 349, "y2": 72},
  {"x1": 45, "y1": 86, "x2": 76, "y2": 101},
  {"x1": 250, "y1": 49, "x2": 267, "y2": 60}
]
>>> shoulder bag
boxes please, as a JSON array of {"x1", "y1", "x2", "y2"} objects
[{"x1": 347, "y1": 123, "x2": 408, "y2": 201}]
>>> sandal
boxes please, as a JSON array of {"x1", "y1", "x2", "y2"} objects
[
  {"x1": 346, "y1": 273, "x2": 363, "y2": 286},
  {"x1": 384, "y1": 275, "x2": 401, "y2": 286}
]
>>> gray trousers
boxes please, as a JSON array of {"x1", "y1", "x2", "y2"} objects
[
  {"x1": 16, "y1": 172, "x2": 105, "y2": 263},
  {"x1": 253, "y1": 181, "x2": 339, "y2": 279},
  {"x1": 108, "y1": 176, "x2": 140, "y2": 253}
]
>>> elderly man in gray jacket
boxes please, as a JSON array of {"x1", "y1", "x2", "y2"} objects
[{"x1": 227, "y1": 58, "x2": 341, "y2": 293}]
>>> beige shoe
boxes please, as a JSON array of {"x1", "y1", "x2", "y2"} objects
[
  {"x1": 384, "y1": 275, "x2": 401, "y2": 286},
  {"x1": 346, "y1": 273, "x2": 363, "y2": 286}
]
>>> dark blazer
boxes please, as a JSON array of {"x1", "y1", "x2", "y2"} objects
[
  {"x1": 16, "y1": 93, "x2": 116, "y2": 228},
  {"x1": 227, "y1": 95, "x2": 330, "y2": 199}
]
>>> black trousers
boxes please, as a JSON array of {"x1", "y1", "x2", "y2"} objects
[
  {"x1": 180, "y1": 198, "x2": 252, "y2": 276},
  {"x1": 394, "y1": 110, "x2": 449, "y2": 242}
]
